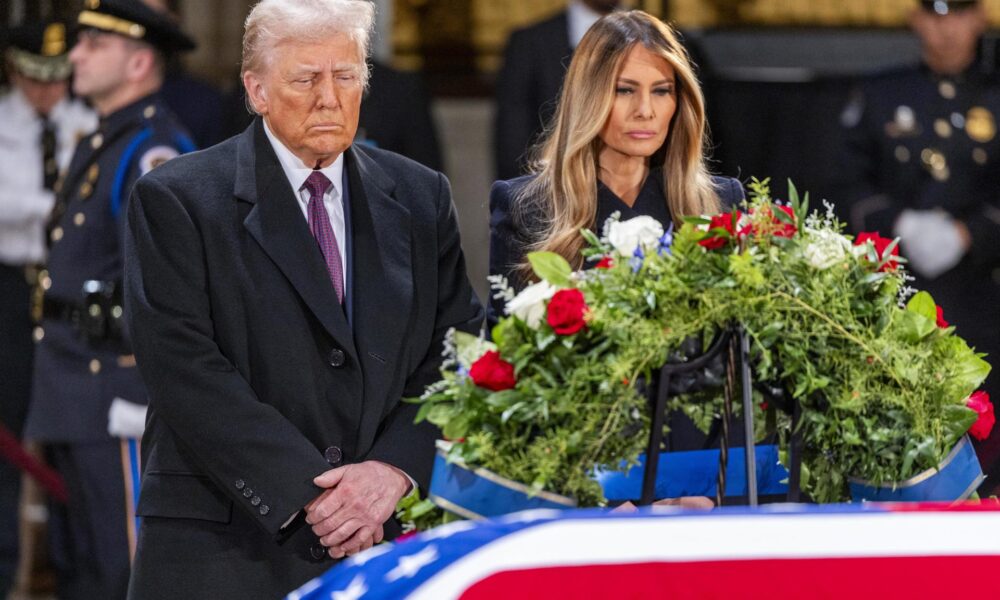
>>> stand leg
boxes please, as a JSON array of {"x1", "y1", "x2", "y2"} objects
[
  {"x1": 787, "y1": 400, "x2": 802, "y2": 502},
  {"x1": 739, "y1": 328, "x2": 758, "y2": 507},
  {"x1": 640, "y1": 371, "x2": 670, "y2": 505}
]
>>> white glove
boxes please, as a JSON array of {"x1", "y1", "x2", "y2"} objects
[
  {"x1": 107, "y1": 397, "x2": 148, "y2": 439},
  {"x1": 894, "y1": 209, "x2": 966, "y2": 279}
]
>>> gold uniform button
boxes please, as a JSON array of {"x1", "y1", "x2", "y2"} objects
[
  {"x1": 143, "y1": 105, "x2": 157, "y2": 119},
  {"x1": 939, "y1": 81, "x2": 956, "y2": 99},
  {"x1": 80, "y1": 181, "x2": 93, "y2": 198},
  {"x1": 91, "y1": 133, "x2": 103, "y2": 149},
  {"x1": 51, "y1": 227, "x2": 63, "y2": 242},
  {"x1": 89, "y1": 359, "x2": 101, "y2": 374},
  {"x1": 73, "y1": 212, "x2": 86, "y2": 226},
  {"x1": 894, "y1": 145, "x2": 910, "y2": 163},
  {"x1": 87, "y1": 164, "x2": 100, "y2": 182},
  {"x1": 33, "y1": 327, "x2": 45, "y2": 343},
  {"x1": 973, "y1": 148, "x2": 988, "y2": 165}
]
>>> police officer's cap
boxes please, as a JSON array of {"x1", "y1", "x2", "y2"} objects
[
  {"x1": 920, "y1": 0, "x2": 979, "y2": 15},
  {"x1": 4, "y1": 19, "x2": 73, "y2": 81},
  {"x1": 77, "y1": 0, "x2": 196, "y2": 54}
]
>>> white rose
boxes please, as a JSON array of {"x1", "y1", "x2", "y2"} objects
[
  {"x1": 607, "y1": 216, "x2": 664, "y2": 256},
  {"x1": 504, "y1": 280, "x2": 557, "y2": 328},
  {"x1": 803, "y1": 228, "x2": 851, "y2": 270}
]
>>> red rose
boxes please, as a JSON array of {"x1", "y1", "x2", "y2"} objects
[
  {"x1": 772, "y1": 205, "x2": 798, "y2": 238},
  {"x1": 699, "y1": 212, "x2": 741, "y2": 250},
  {"x1": 854, "y1": 232, "x2": 899, "y2": 272},
  {"x1": 469, "y1": 350, "x2": 516, "y2": 391},
  {"x1": 595, "y1": 256, "x2": 614, "y2": 269},
  {"x1": 546, "y1": 288, "x2": 588, "y2": 335},
  {"x1": 936, "y1": 305, "x2": 949, "y2": 329},
  {"x1": 968, "y1": 391, "x2": 995, "y2": 441},
  {"x1": 749, "y1": 205, "x2": 797, "y2": 238}
]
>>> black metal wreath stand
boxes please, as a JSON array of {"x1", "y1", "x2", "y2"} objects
[{"x1": 637, "y1": 325, "x2": 803, "y2": 506}]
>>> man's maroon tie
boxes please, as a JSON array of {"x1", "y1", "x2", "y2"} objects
[{"x1": 303, "y1": 171, "x2": 344, "y2": 303}]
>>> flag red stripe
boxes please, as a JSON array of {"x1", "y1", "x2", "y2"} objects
[{"x1": 459, "y1": 555, "x2": 1000, "y2": 599}]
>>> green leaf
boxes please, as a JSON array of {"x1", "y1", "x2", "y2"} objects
[
  {"x1": 442, "y1": 414, "x2": 471, "y2": 441},
  {"x1": 906, "y1": 291, "x2": 937, "y2": 321},
  {"x1": 787, "y1": 179, "x2": 800, "y2": 208},
  {"x1": 684, "y1": 215, "x2": 713, "y2": 225},
  {"x1": 414, "y1": 401, "x2": 434, "y2": 423},
  {"x1": 897, "y1": 309, "x2": 937, "y2": 343},
  {"x1": 528, "y1": 251, "x2": 572, "y2": 287}
]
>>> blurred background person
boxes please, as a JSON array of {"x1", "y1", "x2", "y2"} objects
[
  {"x1": 356, "y1": 60, "x2": 443, "y2": 171},
  {"x1": 23, "y1": 1, "x2": 196, "y2": 597},
  {"x1": 493, "y1": 0, "x2": 621, "y2": 181},
  {"x1": 0, "y1": 18, "x2": 95, "y2": 598},
  {"x1": 141, "y1": 0, "x2": 226, "y2": 148},
  {"x1": 838, "y1": 0, "x2": 1000, "y2": 489}
]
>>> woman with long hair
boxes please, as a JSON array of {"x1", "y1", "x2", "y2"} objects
[
  {"x1": 489, "y1": 10, "x2": 743, "y2": 321},
  {"x1": 489, "y1": 11, "x2": 745, "y2": 508}
]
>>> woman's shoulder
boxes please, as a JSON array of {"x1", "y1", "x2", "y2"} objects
[
  {"x1": 490, "y1": 174, "x2": 538, "y2": 209},
  {"x1": 709, "y1": 175, "x2": 745, "y2": 209}
]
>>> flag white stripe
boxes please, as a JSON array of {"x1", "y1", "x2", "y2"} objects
[{"x1": 409, "y1": 511, "x2": 1000, "y2": 599}]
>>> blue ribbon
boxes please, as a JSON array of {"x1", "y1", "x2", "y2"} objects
[
  {"x1": 849, "y1": 435, "x2": 984, "y2": 503},
  {"x1": 429, "y1": 450, "x2": 576, "y2": 519},
  {"x1": 595, "y1": 445, "x2": 789, "y2": 501}
]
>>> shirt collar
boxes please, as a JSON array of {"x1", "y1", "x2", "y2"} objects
[
  {"x1": 567, "y1": 0, "x2": 603, "y2": 48},
  {"x1": 263, "y1": 118, "x2": 344, "y2": 198}
]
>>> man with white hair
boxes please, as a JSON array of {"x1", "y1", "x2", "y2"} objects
[{"x1": 122, "y1": 0, "x2": 483, "y2": 597}]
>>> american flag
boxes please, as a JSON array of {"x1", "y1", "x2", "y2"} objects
[{"x1": 287, "y1": 503, "x2": 1000, "y2": 600}]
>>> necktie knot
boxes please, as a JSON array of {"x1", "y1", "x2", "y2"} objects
[{"x1": 304, "y1": 170, "x2": 332, "y2": 200}]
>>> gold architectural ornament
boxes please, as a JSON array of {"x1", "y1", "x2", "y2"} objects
[
  {"x1": 966, "y1": 107, "x2": 997, "y2": 143},
  {"x1": 666, "y1": 0, "x2": 1000, "y2": 27}
]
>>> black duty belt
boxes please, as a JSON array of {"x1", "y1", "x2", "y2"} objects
[
  {"x1": 39, "y1": 280, "x2": 126, "y2": 344},
  {"x1": 42, "y1": 296, "x2": 82, "y2": 323}
]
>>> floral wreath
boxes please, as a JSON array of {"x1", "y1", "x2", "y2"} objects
[{"x1": 403, "y1": 178, "x2": 994, "y2": 527}]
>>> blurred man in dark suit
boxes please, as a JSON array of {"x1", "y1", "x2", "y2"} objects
[
  {"x1": 493, "y1": 0, "x2": 619, "y2": 180},
  {"x1": 141, "y1": 0, "x2": 227, "y2": 147},
  {"x1": 357, "y1": 60, "x2": 443, "y2": 171}
]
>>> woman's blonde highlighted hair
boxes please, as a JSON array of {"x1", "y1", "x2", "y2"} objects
[{"x1": 515, "y1": 10, "x2": 721, "y2": 274}]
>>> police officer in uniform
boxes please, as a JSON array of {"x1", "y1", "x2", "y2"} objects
[
  {"x1": 0, "y1": 18, "x2": 95, "y2": 597},
  {"x1": 840, "y1": 0, "x2": 1000, "y2": 488},
  {"x1": 23, "y1": 1, "x2": 196, "y2": 598}
]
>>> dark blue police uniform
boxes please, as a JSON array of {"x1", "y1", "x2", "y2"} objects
[
  {"x1": 22, "y1": 1, "x2": 197, "y2": 597},
  {"x1": 25, "y1": 91, "x2": 195, "y2": 600}
]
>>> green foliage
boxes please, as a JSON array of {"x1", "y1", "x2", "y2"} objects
[{"x1": 411, "y1": 178, "x2": 990, "y2": 522}]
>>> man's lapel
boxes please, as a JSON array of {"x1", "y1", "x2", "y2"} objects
[
  {"x1": 346, "y1": 145, "x2": 413, "y2": 379},
  {"x1": 239, "y1": 119, "x2": 357, "y2": 359}
]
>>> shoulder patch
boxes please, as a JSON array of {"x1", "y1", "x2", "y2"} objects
[{"x1": 138, "y1": 145, "x2": 180, "y2": 174}]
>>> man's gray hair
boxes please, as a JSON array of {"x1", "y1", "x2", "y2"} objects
[{"x1": 242, "y1": 0, "x2": 375, "y2": 85}]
